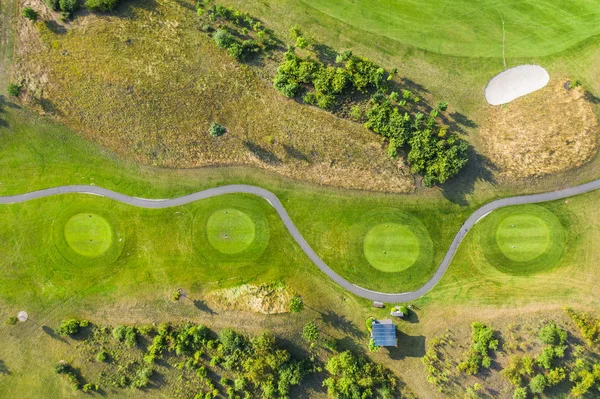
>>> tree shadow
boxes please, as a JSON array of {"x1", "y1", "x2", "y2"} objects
[
  {"x1": 44, "y1": 20, "x2": 67, "y2": 34},
  {"x1": 387, "y1": 331, "x2": 425, "y2": 360},
  {"x1": 584, "y1": 91, "x2": 600, "y2": 105},
  {"x1": 440, "y1": 151, "x2": 497, "y2": 206},
  {"x1": 319, "y1": 310, "x2": 362, "y2": 338},
  {"x1": 0, "y1": 359, "x2": 10, "y2": 375},
  {"x1": 312, "y1": 43, "x2": 338, "y2": 64},
  {"x1": 193, "y1": 299, "x2": 218, "y2": 315},
  {"x1": 282, "y1": 144, "x2": 311, "y2": 162},
  {"x1": 243, "y1": 141, "x2": 282, "y2": 165},
  {"x1": 335, "y1": 336, "x2": 366, "y2": 355},
  {"x1": 35, "y1": 98, "x2": 63, "y2": 116},
  {"x1": 448, "y1": 111, "x2": 478, "y2": 135},
  {"x1": 42, "y1": 325, "x2": 70, "y2": 344}
]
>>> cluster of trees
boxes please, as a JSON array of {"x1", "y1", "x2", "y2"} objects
[
  {"x1": 273, "y1": 48, "x2": 468, "y2": 186},
  {"x1": 323, "y1": 351, "x2": 398, "y2": 399},
  {"x1": 565, "y1": 307, "x2": 600, "y2": 345},
  {"x1": 38, "y1": 0, "x2": 123, "y2": 21},
  {"x1": 200, "y1": 3, "x2": 278, "y2": 61},
  {"x1": 56, "y1": 318, "x2": 89, "y2": 337},
  {"x1": 457, "y1": 322, "x2": 499, "y2": 375}
]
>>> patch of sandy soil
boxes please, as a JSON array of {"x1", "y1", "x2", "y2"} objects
[
  {"x1": 206, "y1": 282, "x2": 294, "y2": 315},
  {"x1": 479, "y1": 79, "x2": 598, "y2": 178}
]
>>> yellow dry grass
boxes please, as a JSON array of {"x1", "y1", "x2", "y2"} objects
[
  {"x1": 479, "y1": 79, "x2": 598, "y2": 178},
  {"x1": 206, "y1": 282, "x2": 293, "y2": 314}
]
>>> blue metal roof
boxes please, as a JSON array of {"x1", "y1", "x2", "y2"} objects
[{"x1": 371, "y1": 320, "x2": 396, "y2": 347}]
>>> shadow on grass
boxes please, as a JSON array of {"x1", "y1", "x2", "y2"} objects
[
  {"x1": 193, "y1": 299, "x2": 218, "y2": 315},
  {"x1": 0, "y1": 359, "x2": 10, "y2": 375},
  {"x1": 44, "y1": 20, "x2": 67, "y2": 35},
  {"x1": 42, "y1": 325, "x2": 70, "y2": 344},
  {"x1": 440, "y1": 151, "x2": 497, "y2": 206},
  {"x1": 312, "y1": 43, "x2": 338, "y2": 64},
  {"x1": 319, "y1": 310, "x2": 362, "y2": 338},
  {"x1": 243, "y1": 140, "x2": 282, "y2": 165},
  {"x1": 283, "y1": 144, "x2": 311, "y2": 163},
  {"x1": 387, "y1": 331, "x2": 425, "y2": 359}
]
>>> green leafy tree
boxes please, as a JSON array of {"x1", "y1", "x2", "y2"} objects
[
  {"x1": 529, "y1": 374, "x2": 546, "y2": 394},
  {"x1": 22, "y1": 7, "x2": 39, "y2": 21},
  {"x1": 302, "y1": 321, "x2": 319, "y2": 343},
  {"x1": 289, "y1": 295, "x2": 304, "y2": 313},
  {"x1": 512, "y1": 387, "x2": 527, "y2": 399},
  {"x1": 85, "y1": 0, "x2": 120, "y2": 12},
  {"x1": 7, "y1": 83, "x2": 21, "y2": 97}
]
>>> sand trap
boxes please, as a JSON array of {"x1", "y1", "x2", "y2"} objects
[{"x1": 485, "y1": 65, "x2": 550, "y2": 105}]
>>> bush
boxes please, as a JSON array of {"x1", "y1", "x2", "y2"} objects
[
  {"x1": 512, "y1": 387, "x2": 527, "y2": 399},
  {"x1": 45, "y1": 0, "x2": 59, "y2": 10},
  {"x1": 7, "y1": 83, "x2": 21, "y2": 97},
  {"x1": 96, "y1": 350, "x2": 108, "y2": 362},
  {"x1": 85, "y1": 0, "x2": 120, "y2": 12},
  {"x1": 208, "y1": 122, "x2": 226, "y2": 137},
  {"x1": 301, "y1": 321, "x2": 319, "y2": 343},
  {"x1": 22, "y1": 7, "x2": 39, "y2": 21},
  {"x1": 538, "y1": 322, "x2": 567, "y2": 346},
  {"x1": 57, "y1": 319, "x2": 86, "y2": 337},
  {"x1": 399, "y1": 305, "x2": 409, "y2": 315},
  {"x1": 58, "y1": 0, "x2": 78, "y2": 16},
  {"x1": 288, "y1": 295, "x2": 304, "y2": 313},
  {"x1": 529, "y1": 374, "x2": 546, "y2": 394},
  {"x1": 4, "y1": 316, "x2": 18, "y2": 325},
  {"x1": 457, "y1": 322, "x2": 499, "y2": 375},
  {"x1": 171, "y1": 289, "x2": 182, "y2": 302}
]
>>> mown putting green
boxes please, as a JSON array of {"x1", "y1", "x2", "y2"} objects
[
  {"x1": 206, "y1": 209, "x2": 256, "y2": 254},
  {"x1": 193, "y1": 196, "x2": 270, "y2": 264},
  {"x1": 481, "y1": 205, "x2": 566, "y2": 274},
  {"x1": 64, "y1": 213, "x2": 113, "y2": 257},
  {"x1": 364, "y1": 223, "x2": 420, "y2": 272}
]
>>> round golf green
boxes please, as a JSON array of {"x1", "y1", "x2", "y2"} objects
[
  {"x1": 496, "y1": 214, "x2": 550, "y2": 262},
  {"x1": 63, "y1": 213, "x2": 113, "y2": 257},
  {"x1": 206, "y1": 208, "x2": 256, "y2": 254},
  {"x1": 364, "y1": 223, "x2": 420, "y2": 272},
  {"x1": 480, "y1": 205, "x2": 567, "y2": 275}
]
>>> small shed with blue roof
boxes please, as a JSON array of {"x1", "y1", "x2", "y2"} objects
[{"x1": 371, "y1": 319, "x2": 397, "y2": 347}]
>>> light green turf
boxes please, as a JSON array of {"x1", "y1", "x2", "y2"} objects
[
  {"x1": 64, "y1": 213, "x2": 113, "y2": 257},
  {"x1": 496, "y1": 214, "x2": 550, "y2": 262},
  {"x1": 301, "y1": 0, "x2": 600, "y2": 58},
  {"x1": 206, "y1": 208, "x2": 256, "y2": 254},
  {"x1": 479, "y1": 205, "x2": 566, "y2": 275},
  {"x1": 364, "y1": 223, "x2": 419, "y2": 272}
]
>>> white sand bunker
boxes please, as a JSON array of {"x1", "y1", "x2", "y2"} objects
[{"x1": 485, "y1": 65, "x2": 550, "y2": 106}]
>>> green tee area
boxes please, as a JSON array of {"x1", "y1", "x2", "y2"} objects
[{"x1": 300, "y1": 0, "x2": 600, "y2": 58}]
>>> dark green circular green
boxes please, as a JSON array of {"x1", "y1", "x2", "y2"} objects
[
  {"x1": 193, "y1": 199, "x2": 269, "y2": 264},
  {"x1": 52, "y1": 207, "x2": 125, "y2": 267},
  {"x1": 354, "y1": 208, "x2": 434, "y2": 277},
  {"x1": 479, "y1": 204, "x2": 566, "y2": 275}
]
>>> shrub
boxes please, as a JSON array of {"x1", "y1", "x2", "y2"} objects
[
  {"x1": 171, "y1": 289, "x2": 182, "y2": 302},
  {"x1": 96, "y1": 350, "x2": 108, "y2": 362},
  {"x1": 529, "y1": 374, "x2": 546, "y2": 394},
  {"x1": 209, "y1": 122, "x2": 226, "y2": 137},
  {"x1": 457, "y1": 322, "x2": 499, "y2": 375},
  {"x1": 538, "y1": 322, "x2": 567, "y2": 346},
  {"x1": 58, "y1": 0, "x2": 78, "y2": 17},
  {"x1": 288, "y1": 295, "x2": 304, "y2": 313},
  {"x1": 213, "y1": 29, "x2": 236, "y2": 49},
  {"x1": 7, "y1": 83, "x2": 21, "y2": 97},
  {"x1": 22, "y1": 7, "x2": 39, "y2": 21},
  {"x1": 301, "y1": 321, "x2": 319, "y2": 343},
  {"x1": 131, "y1": 367, "x2": 153, "y2": 389},
  {"x1": 57, "y1": 319, "x2": 86, "y2": 336},
  {"x1": 45, "y1": 0, "x2": 59, "y2": 10},
  {"x1": 399, "y1": 305, "x2": 409, "y2": 315},
  {"x1": 295, "y1": 36, "x2": 308, "y2": 49},
  {"x1": 82, "y1": 383, "x2": 98, "y2": 392},
  {"x1": 4, "y1": 316, "x2": 18, "y2": 325},
  {"x1": 85, "y1": 0, "x2": 120, "y2": 12},
  {"x1": 512, "y1": 387, "x2": 527, "y2": 399}
]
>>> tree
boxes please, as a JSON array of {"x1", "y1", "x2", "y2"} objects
[
  {"x1": 85, "y1": 0, "x2": 120, "y2": 12},
  {"x1": 213, "y1": 29, "x2": 236, "y2": 49},
  {"x1": 302, "y1": 321, "x2": 319, "y2": 343},
  {"x1": 57, "y1": 319, "x2": 87, "y2": 337},
  {"x1": 209, "y1": 122, "x2": 226, "y2": 137},
  {"x1": 512, "y1": 387, "x2": 527, "y2": 399},
  {"x1": 289, "y1": 295, "x2": 304, "y2": 313},
  {"x1": 538, "y1": 322, "x2": 567, "y2": 346},
  {"x1": 295, "y1": 36, "x2": 308, "y2": 49},
  {"x1": 289, "y1": 24, "x2": 302, "y2": 40},
  {"x1": 529, "y1": 374, "x2": 546, "y2": 394},
  {"x1": 22, "y1": 7, "x2": 39, "y2": 21},
  {"x1": 7, "y1": 83, "x2": 21, "y2": 97}
]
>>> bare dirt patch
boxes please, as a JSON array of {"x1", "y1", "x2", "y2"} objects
[
  {"x1": 479, "y1": 79, "x2": 598, "y2": 178},
  {"x1": 206, "y1": 282, "x2": 294, "y2": 314}
]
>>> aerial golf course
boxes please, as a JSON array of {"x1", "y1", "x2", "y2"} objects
[{"x1": 1, "y1": 0, "x2": 600, "y2": 397}]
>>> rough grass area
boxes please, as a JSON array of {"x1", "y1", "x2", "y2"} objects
[
  {"x1": 298, "y1": 0, "x2": 600, "y2": 58},
  {"x1": 207, "y1": 281, "x2": 294, "y2": 314},
  {"x1": 13, "y1": 0, "x2": 414, "y2": 193},
  {"x1": 479, "y1": 80, "x2": 598, "y2": 178}
]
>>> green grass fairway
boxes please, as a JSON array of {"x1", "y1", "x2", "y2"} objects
[
  {"x1": 301, "y1": 0, "x2": 600, "y2": 58},
  {"x1": 194, "y1": 196, "x2": 270, "y2": 264},
  {"x1": 64, "y1": 213, "x2": 113, "y2": 257},
  {"x1": 480, "y1": 205, "x2": 566, "y2": 275},
  {"x1": 207, "y1": 208, "x2": 256, "y2": 254},
  {"x1": 364, "y1": 223, "x2": 420, "y2": 272},
  {"x1": 496, "y1": 214, "x2": 550, "y2": 262}
]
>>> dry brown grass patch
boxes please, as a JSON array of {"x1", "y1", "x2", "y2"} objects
[
  {"x1": 479, "y1": 79, "x2": 598, "y2": 178},
  {"x1": 206, "y1": 282, "x2": 294, "y2": 314}
]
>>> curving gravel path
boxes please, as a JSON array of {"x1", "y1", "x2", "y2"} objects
[{"x1": 2, "y1": 181, "x2": 600, "y2": 302}]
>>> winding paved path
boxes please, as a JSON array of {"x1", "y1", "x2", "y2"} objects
[{"x1": 2, "y1": 181, "x2": 600, "y2": 302}]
